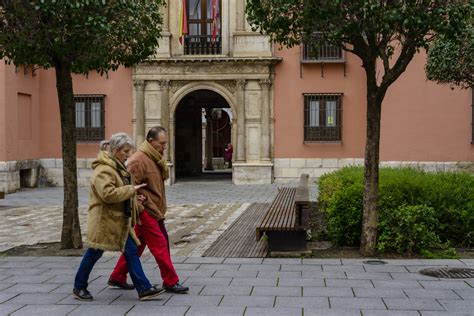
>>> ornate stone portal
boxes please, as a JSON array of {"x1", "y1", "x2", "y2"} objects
[{"x1": 133, "y1": 58, "x2": 279, "y2": 185}]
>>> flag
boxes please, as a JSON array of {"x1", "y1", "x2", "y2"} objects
[
  {"x1": 179, "y1": 0, "x2": 188, "y2": 44},
  {"x1": 211, "y1": 0, "x2": 219, "y2": 43}
]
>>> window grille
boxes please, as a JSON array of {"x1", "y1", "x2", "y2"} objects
[
  {"x1": 302, "y1": 33, "x2": 344, "y2": 63},
  {"x1": 75, "y1": 95, "x2": 105, "y2": 142},
  {"x1": 304, "y1": 93, "x2": 342, "y2": 142}
]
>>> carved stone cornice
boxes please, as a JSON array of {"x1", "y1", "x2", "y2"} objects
[{"x1": 134, "y1": 57, "x2": 281, "y2": 77}]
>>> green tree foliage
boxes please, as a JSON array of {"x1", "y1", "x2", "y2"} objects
[
  {"x1": 246, "y1": 0, "x2": 472, "y2": 255},
  {"x1": 0, "y1": 0, "x2": 164, "y2": 249},
  {"x1": 426, "y1": 23, "x2": 473, "y2": 88}
]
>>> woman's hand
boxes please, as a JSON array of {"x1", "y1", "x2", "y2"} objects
[
  {"x1": 134, "y1": 183, "x2": 147, "y2": 191},
  {"x1": 137, "y1": 194, "x2": 147, "y2": 205}
]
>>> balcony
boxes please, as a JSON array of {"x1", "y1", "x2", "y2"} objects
[{"x1": 184, "y1": 35, "x2": 222, "y2": 55}]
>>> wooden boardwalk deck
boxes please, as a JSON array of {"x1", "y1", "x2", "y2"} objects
[{"x1": 203, "y1": 203, "x2": 269, "y2": 258}]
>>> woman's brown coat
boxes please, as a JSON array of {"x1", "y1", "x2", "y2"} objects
[{"x1": 85, "y1": 151, "x2": 140, "y2": 251}]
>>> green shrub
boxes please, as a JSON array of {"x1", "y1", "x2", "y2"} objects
[
  {"x1": 377, "y1": 204, "x2": 442, "y2": 254},
  {"x1": 318, "y1": 166, "x2": 474, "y2": 255}
]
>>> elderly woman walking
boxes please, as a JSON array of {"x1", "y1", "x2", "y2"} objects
[{"x1": 73, "y1": 133, "x2": 164, "y2": 301}]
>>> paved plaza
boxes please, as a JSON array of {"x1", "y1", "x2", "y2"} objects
[
  {"x1": 0, "y1": 182, "x2": 284, "y2": 254},
  {"x1": 0, "y1": 180, "x2": 284, "y2": 208},
  {"x1": 0, "y1": 256, "x2": 473, "y2": 315},
  {"x1": 0, "y1": 183, "x2": 473, "y2": 315}
]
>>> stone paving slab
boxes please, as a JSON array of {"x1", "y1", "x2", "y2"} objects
[
  {"x1": 0, "y1": 257, "x2": 473, "y2": 315},
  {"x1": 0, "y1": 304, "x2": 24, "y2": 316},
  {"x1": 126, "y1": 305, "x2": 189, "y2": 316},
  {"x1": 10, "y1": 304, "x2": 77, "y2": 316}
]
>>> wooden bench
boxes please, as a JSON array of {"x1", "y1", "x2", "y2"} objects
[
  {"x1": 256, "y1": 174, "x2": 311, "y2": 252},
  {"x1": 0, "y1": 191, "x2": 4, "y2": 199}
]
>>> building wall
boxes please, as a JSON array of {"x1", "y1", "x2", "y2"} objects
[
  {"x1": 274, "y1": 46, "x2": 473, "y2": 160},
  {"x1": 272, "y1": 46, "x2": 473, "y2": 181},
  {"x1": 0, "y1": 63, "x2": 133, "y2": 192},
  {"x1": 0, "y1": 64, "x2": 41, "y2": 162},
  {"x1": 37, "y1": 67, "x2": 133, "y2": 159}
]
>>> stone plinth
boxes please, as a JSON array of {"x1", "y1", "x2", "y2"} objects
[{"x1": 232, "y1": 163, "x2": 273, "y2": 184}]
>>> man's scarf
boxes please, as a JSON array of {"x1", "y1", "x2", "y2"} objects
[{"x1": 140, "y1": 141, "x2": 169, "y2": 181}]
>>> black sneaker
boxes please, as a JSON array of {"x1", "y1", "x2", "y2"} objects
[
  {"x1": 138, "y1": 287, "x2": 166, "y2": 301},
  {"x1": 73, "y1": 288, "x2": 93, "y2": 301},
  {"x1": 108, "y1": 278, "x2": 135, "y2": 290},
  {"x1": 164, "y1": 282, "x2": 189, "y2": 294}
]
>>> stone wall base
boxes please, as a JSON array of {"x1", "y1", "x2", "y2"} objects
[
  {"x1": 273, "y1": 158, "x2": 474, "y2": 183},
  {"x1": 233, "y1": 162, "x2": 273, "y2": 185},
  {"x1": 1, "y1": 158, "x2": 472, "y2": 192},
  {"x1": 0, "y1": 158, "x2": 93, "y2": 193}
]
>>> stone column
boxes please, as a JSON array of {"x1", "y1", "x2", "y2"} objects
[
  {"x1": 204, "y1": 108, "x2": 214, "y2": 170},
  {"x1": 158, "y1": 80, "x2": 171, "y2": 161},
  {"x1": 144, "y1": 81, "x2": 161, "y2": 135},
  {"x1": 161, "y1": 3, "x2": 169, "y2": 31},
  {"x1": 236, "y1": 80, "x2": 246, "y2": 162},
  {"x1": 236, "y1": 0, "x2": 245, "y2": 31},
  {"x1": 134, "y1": 80, "x2": 146, "y2": 145},
  {"x1": 259, "y1": 79, "x2": 272, "y2": 161}
]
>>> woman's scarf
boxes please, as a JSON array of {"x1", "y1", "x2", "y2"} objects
[
  {"x1": 139, "y1": 141, "x2": 169, "y2": 181},
  {"x1": 110, "y1": 155, "x2": 131, "y2": 185},
  {"x1": 110, "y1": 154, "x2": 137, "y2": 223}
]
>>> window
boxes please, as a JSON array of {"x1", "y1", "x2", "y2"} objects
[
  {"x1": 185, "y1": 0, "x2": 222, "y2": 55},
  {"x1": 75, "y1": 95, "x2": 105, "y2": 142},
  {"x1": 304, "y1": 94, "x2": 342, "y2": 142},
  {"x1": 302, "y1": 33, "x2": 344, "y2": 63}
]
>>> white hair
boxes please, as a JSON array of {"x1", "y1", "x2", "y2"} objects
[{"x1": 100, "y1": 133, "x2": 135, "y2": 152}]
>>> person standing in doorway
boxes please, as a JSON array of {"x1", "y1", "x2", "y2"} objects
[
  {"x1": 224, "y1": 143, "x2": 233, "y2": 168},
  {"x1": 108, "y1": 127, "x2": 188, "y2": 294},
  {"x1": 73, "y1": 133, "x2": 164, "y2": 301}
]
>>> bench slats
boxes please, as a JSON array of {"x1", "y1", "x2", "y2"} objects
[
  {"x1": 256, "y1": 174, "x2": 311, "y2": 243},
  {"x1": 256, "y1": 187, "x2": 297, "y2": 240},
  {"x1": 264, "y1": 188, "x2": 295, "y2": 229}
]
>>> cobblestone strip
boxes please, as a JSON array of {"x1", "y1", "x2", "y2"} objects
[
  {"x1": 0, "y1": 203, "x2": 249, "y2": 255},
  {"x1": 188, "y1": 203, "x2": 250, "y2": 257}
]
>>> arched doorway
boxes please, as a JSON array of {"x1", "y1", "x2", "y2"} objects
[{"x1": 174, "y1": 89, "x2": 233, "y2": 181}]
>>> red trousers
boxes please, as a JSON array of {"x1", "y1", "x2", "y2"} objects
[{"x1": 110, "y1": 210, "x2": 179, "y2": 287}]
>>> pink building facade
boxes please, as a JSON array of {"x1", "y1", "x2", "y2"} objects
[
  {"x1": 1, "y1": 1, "x2": 472, "y2": 192},
  {"x1": 272, "y1": 46, "x2": 473, "y2": 181}
]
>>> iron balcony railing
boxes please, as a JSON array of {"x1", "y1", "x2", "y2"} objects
[{"x1": 184, "y1": 35, "x2": 222, "y2": 55}]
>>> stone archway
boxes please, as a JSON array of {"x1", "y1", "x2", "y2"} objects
[
  {"x1": 170, "y1": 83, "x2": 237, "y2": 183},
  {"x1": 133, "y1": 58, "x2": 278, "y2": 185}
]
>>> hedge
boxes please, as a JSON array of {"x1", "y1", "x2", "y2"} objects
[{"x1": 318, "y1": 167, "x2": 474, "y2": 256}]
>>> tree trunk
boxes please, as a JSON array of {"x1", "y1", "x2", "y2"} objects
[
  {"x1": 55, "y1": 62, "x2": 83, "y2": 249},
  {"x1": 360, "y1": 87, "x2": 383, "y2": 256}
]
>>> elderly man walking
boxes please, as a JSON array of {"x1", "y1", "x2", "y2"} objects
[{"x1": 108, "y1": 126, "x2": 188, "y2": 294}]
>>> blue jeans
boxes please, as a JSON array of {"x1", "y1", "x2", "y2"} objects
[{"x1": 74, "y1": 235, "x2": 152, "y2": 294}]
